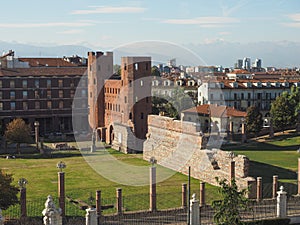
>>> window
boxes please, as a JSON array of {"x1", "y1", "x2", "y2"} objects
[
  {"x1": 210, "y1": 94, "x2": 214, "y2": 100},
  {"x1": 10, "y1": 81, "x2": 15, "y2": 88},
  {"x1": 0, "y1": 102, "x2": 2, "y2": 110},
  {"x1": 23, "y1": 91, "x2": 28, "y2": 99},
  {"x1": 129, "y1": 80, "x2": 132, "y2": 87},
  {"x1": 257, "y1": 93, "x2": 261, "y2": 100},
  {"x1": 248, "y1": 101, "x2": 251, "y2": 107},
  {"x1": 241, "y1": 93, "x2": 244, "y2": 100},
  {"x1": 22, "y1": 80, "x2": 27, "y2": 88},
  {"x1": 58, "y1": 79, "x2": 63, "y2": 88},
  {"x1": 47, "y1": 90, "x2": 51, "y2": 99},
  {"x1": 59, "y1": 90, "x2": 63, "y2": 98},
  {"x1": 47, "y1": 101, "x2": 52, "y2": 109},
  {"x1": 93, "y1": 78, "x2": 96, "y2": 85},
  {"x1": 129, "y1": 112, "x2": 132, "y2": 120},
  {"x1": 35, "y1": 102, "x2": 40, "y2": 109},
  {"x1": 248, "y1": 93, "x2": 251, "y2": 99},
  {"x1": 10, "y1": 102, "x2": 16, "y2": 110},
  {"x1": 35, "y1": 80, "x2": 39, "y2": 88},
  {"x1": 35, "y1": 90, "x2": 39, "y2": 99},
  {"x1": 234, "y1": 93, "x2": 237, "y2": 100},
  {"x1": 220, "y1": 94, "x2": 223, "y2": 100},
  {"x1": 124, "y1": 96, "x2": 127, "y2": 103},
  {"x1": 141, "y1": 113, "x2": 144, "y2": 119},
  {"x1": 23, "y1": 102, "x2": 28, "y2": 110},
  {"x1": 59, "y1": 101, "x2": 64, "y2": 109},
  {"x1": 10, "y1": 91, "x2": 15, "y2": 99},
  {"x1": 90, "y1": 92, "x2": 92, "y2": 98},
  {"x1": 0, "y1": 81, "x2": 2, "y2": 88},
  {"x1": 135, "y1": 63, "x2": 138, "y2": 71},
  {"x1": 146, "y1": 97, "x2": 149, "y2": 103},
  {"x1": 0, "y1": 91, "x2": 2, "y2": 99},
  {"x1": 47, "y1": 79, "x2": 51, "y2": 88},
  {"x1": 70, "y1": 90, "x2": 74, "y2": 98}
]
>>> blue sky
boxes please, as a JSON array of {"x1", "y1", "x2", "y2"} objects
[{"x1": 0, "y1": 0, "x2": 299, "y2": 49}]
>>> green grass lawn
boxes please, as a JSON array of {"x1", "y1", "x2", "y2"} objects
[
  {"x1": 222, "y1": 132, "x2": 300, "y2": 187},
  {"x1": 1, "y1": 146, "x2": 219, "y2": 216}
]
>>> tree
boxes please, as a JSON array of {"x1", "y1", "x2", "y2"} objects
[
  {"x1": 212, "y1": 178, "x2": 248, "y2": 225},
  {"x1": 0, "y1": 170, "x2": 19, "y2": 210},
  {"x1": 270, "y1": 92, "x2": 295, "y2": 132},
  {"x1": 151, "y1": 66, "x2": 160, "y2": 77},
  {"x1": 5, "y1": 118, "x2": 32, "y2": 154},
  {"x1": 245, "y1": 106, "x2": 263, "y2": 137},
  {"x1": 152, "y1": 88, "x2": 195, "y2": 119}
]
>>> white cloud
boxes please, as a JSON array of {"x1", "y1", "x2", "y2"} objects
[
  {"x1": 282, "y1": 22, "x2": 300, "y2": 28},
  {"x1": 163, "y1": 17, "x2": 239, "y2": 25},
  {"x1": 0, "y1": 22, "x2": 94, "y2": 28},
  {"x1": 288, "y1": 13, "x2": 300, "y2": 22},
  {"x1": 58, "y1": 29, "x2": 84, "y2": 34},
  {"x1": 282, "y1": 13, "x2": 300, "y2": 28},
  {"x1": 71, "y1": 6, "x2": 146, "y2": 15}
]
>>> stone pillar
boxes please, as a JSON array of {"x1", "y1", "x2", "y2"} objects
[
  {"x1": 116, "y1": 188, "x2": 122, "y2": 215},
  {"x1": 229, "y1": 120, "x2": 234, "y2": 141},
  {"x1": 277, "y1": 186, "x2": 287, "y2": 218},
  {"x1": 230, "y1": 161, "x2": 235, "y2": 184},
  {"x1": 257, "y1": 177, "x2": 262, "y2": 201},
  {"x1": 58, "y1": 172, "x2": 65, "y2": 217},
  {"x1": 42, "y1": 195, "x2": 62, "y2": 225},
  {"x1": 241, "y1": 121, "x2": 246, "y2": 143},
  {"x1": 199, "y1": 182, "x2": 205, "y2": 206},
  {"x1": 20, "y1": 187, "x2": 27, "y2": 218},
  {"x1": 150, "y1": 166, "x2": 157, "y2": 212},
  {"x1": 86, "y1": 208, "x2": 97, "y2": 225},
  {"x1": 181, "y1": 183, "x2": 187, "y2": 209},
  {"x1": 273, "y1": 175, "x2": 278, "y2": 199},
  {"x1": 298, "y1": 158, "x2": 300, "y2": 195},
  {"x1": 96, "y1": 190, "x2": 101, "y2": 217},
  {"x1": 190, "y1": 194, "x2": 200, "y2": 225},
  {"x1": 0, "y1": 208, "x2": 3, "y2": 225}
]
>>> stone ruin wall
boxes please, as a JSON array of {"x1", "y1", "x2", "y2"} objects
[{"x1": 143, "y1": 115, "x2": 256, "y2": 198}]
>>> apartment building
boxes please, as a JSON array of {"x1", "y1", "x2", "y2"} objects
[
  {"x1": 0, "y1": 51, "x2": 88, "y2": 135},
  {"x1": 198, "y1": 74, "x2": 300, "y2": 126}
]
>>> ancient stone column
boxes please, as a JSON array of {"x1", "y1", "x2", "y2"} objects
[
  {"x1": 20, "y1": 187, "x2": 27, "y2": 218},
  {"x1": 241, "y1": 120, "x2": 246, "y2": 143},
  {"x1": 42, "y1": 195, "x2": 62, "y2": 225},
  {"x1": 277, "y1": 186, "x2": 287, "y2": 218},
  {"x1": 58, "y1": 172, "x2": 65, "y2": 217},
  {"x1": 96, "y1": 190, "x2": 101, "y2": 217},
  {"x1": 116, "y1": 188, "x2": 122, "y2": 215},
  {"x1": 86, "y1": 208, "x2": 97, "y2": 225},
  {"x1": 190, "y1": 194, "x2": 200, "y2": 225},
  {"x1": 256, "y1": 177, "x2": 263, "y2": 201},
  {"x1": 199, "y1": 182, "x2": 205, "y2": 206},
  {"x1": 150, "y1": 166, "x2": 157, "y2": 212},
  {"x1": 273, "y1": 175, "x2": 278, "y2": 199},
  {"x1": 181, "y1": 183, "x2": 187, "y2": 209}
]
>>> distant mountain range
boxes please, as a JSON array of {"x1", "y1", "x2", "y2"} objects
[{"x1": 0, "y1": 40, "x2": 299, "y2": 68}]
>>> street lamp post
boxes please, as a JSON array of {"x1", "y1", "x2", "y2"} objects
[
  {"x1": 149, "y1": 157, "x2": 157, "y2": 212},
  {"x1": 34, "y1": 121, "x2": 40, "y2": 151}
]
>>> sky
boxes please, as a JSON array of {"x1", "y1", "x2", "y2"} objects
[{"x1": 1, "y1": 0, "x2": 299, "y2": 48}]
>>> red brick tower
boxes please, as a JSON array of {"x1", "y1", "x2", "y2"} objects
[{"x1": 120, "y1": 56, "x2": 152, "y2": 139}]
